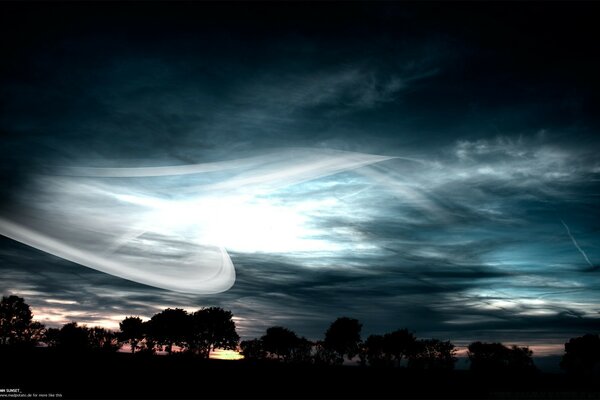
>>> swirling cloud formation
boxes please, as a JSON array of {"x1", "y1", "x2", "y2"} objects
[{"x1": 0, "y1": 148, "x2": 394, "y2": 294}]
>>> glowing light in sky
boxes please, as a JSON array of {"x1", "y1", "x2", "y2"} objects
[
  {"x1": 116, "y1": 194, "x2": 343, "y2": 253},
  {"x1": 0, "y1": 148, "x2": 397, "y2": 294}
]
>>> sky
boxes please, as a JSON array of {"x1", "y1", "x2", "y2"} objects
[{"x1": 1, "y1": 2, "x2": 599, "y2": 356}]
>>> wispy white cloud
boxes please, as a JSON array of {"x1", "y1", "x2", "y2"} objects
[{"x1": 0, "y1": 148, "x2": 395, "y2": 294}]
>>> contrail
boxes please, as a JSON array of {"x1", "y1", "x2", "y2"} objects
[{"x1": 561, "y1": 220, "x2": 593, "y2": 267}]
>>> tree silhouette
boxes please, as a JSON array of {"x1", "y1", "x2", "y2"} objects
[
  {"x1": 240, "y1": 338, "x2": 266, "y2": 360},
  {"x1": 140, "y1": 320, "x2": 158, "y2": 354},
  {"x1": 43, "y1": 327, "x2": 60, "y2": 347},
  {"x1": 0, "y1": 295, "x2": 43, "y2": 346},
  {"x1": 188, "y1": 307, "x2": 239, "y2": 358},
  {"x1": 323, "y1": 317, "x2": 362, "y2": 364},
  {"x1": 43, "y1": 322, "x2": 118, "y2": 352},
  {"x1": 383, "y1": 329, "x2": 416, "y2": 367},
  {"x1": 55, "y1": 322, "x2": 90, "y2": 352},
  {"x1": 561, "y1": 334, "x2": 600, "y2": 376},
  {"x1": 290, "y1": 336, "x2": 313, "y2": 363},
  {"x1": 119, "y1": 316, "x2": 145, "y2": 354},
  {"x1": 88, "y1": 326, "x2": 119, "y2": 352},
  {"x1": 239, "y1": 334, "x2": 311, "y2": 363},
  {"x1": 146, "y1": 308, "x2": 191, "y2": 354},
  {"x1": 261, "y1": 326, "x2": 301, "y2": 361},
  {"x1": 408, "y1": 339, "x2": 456, "y2": 370},
  {"x1": 468, "y1": 341, "x2": 535, "y2": 373},
  {"x1": 24, "y1": 321, "x2": 45, "y2": 347},
  {"x1": 507, "y1": 344, "x2": 536, "y2": 372},
  {"x1": 313, "y1": 340, "x2": 337, "y2": 365},
  {"x1": 364, "y1": 334, "x2": 392, "y2": 367}
]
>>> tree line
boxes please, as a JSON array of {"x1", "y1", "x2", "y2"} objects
[
  {"x1": 1, "y1": 294, "x2": 599, "y2": 374},
  {"x1": 46, "y1": 306, "x2": 239, "y2": 357}
]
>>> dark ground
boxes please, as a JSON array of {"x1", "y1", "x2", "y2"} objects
[{"x1": 1, "y1": 348, "x2": 599, "y2": 400}]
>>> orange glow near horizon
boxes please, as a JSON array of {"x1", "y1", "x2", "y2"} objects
[{"x1": 210, "y1": 349, "x2": 244, "y2": 360}]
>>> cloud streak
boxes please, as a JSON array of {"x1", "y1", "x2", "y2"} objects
[{"x1": 560, "y1": 220, "x2": 593, "y2": 267}]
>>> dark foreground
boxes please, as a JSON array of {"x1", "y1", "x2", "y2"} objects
[{"x1": 2, "y1": 348, "x2": 599, "y2": 400}]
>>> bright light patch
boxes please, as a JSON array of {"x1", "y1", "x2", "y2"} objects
[
  {"x1": 119, "y1": 194, "x2": 344, "y2": 254},
  {"x1": 210, "y1": 349, "x2": 244, "y2": 360}
]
